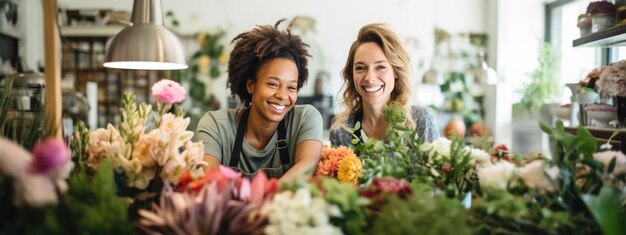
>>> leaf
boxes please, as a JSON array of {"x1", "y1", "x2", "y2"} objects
[
  {"x1": 582, "y1": 187, "x2": 626, "y2": 235},
  {"x1": 607, "y1": 157, "x2": 617, "y2": 174},
  {"x1": 189, "y1": 78, "x2": 206, "y2": 102},
  {"x1": 539, "y1": 122, "x2": 554, "y2": 135},
  {"x1": 575, "y1": 126, "x2": 598, "y2": 157}
]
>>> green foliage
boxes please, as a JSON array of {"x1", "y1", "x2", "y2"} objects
[
  {"x1": 70, "y1": 120, "x2": 90, "y2": 175},
  {"x1": 0, "y1": 161, "x2": 133, "y2": 234},
  {"x1": 320, "y1": 178, "x2": 369, "y2": 235},
  {"x1": 583, "y1": 187, "x2": 626, "y2": 235},
  {"x1": 52, "y1": 161, "x2": 133, "y2": 235},
  {"x1": 187, "y1": 31, "x2": 227, "y2": 103},
  {"x1": 0, "y1": 76, "x2": 55, "y2": 150},
  {"x1": 354, "y1": 102, "x2": 422, "y2": 184},
  {"x1": 518, "y1": 42, "x2": 560, "y2": 113},
  {"x1": 354, "y1": 102, "x2": 477, "y2": 198},
  {"x1": 370, "y1": 185, "x2": 471, "y2": 235}
]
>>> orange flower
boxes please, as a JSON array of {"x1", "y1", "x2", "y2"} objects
[
  {"x1": 337, "y1": 154, "x2": 362, "y2": 185},
  {"x1": 315, "y1": 145, "x2": 356, "y2": 177}
]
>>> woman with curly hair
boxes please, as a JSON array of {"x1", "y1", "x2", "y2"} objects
[
  {"x1": 196, "y1": 19, "x2": 323, "y2": 180},
  {"x1": 330, "y1": 23, "x2": 439, "y2": 147}
]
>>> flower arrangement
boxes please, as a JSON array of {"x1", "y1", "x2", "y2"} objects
[
  {"x1": 597, "y1": 60, "x2": 626, "y2": 97},
  {"x1": 138, "y1": 167, "x2": 274, "y2": 234},
  {"x1": 580, "y1": 67, "x2": 603, "y2": 93},
  {"x1": 587, "y1": 0, "x2": 617, "y2": 15},
  {"x1": 315, "y1": 145, "x2": 362, "y2": 185}
]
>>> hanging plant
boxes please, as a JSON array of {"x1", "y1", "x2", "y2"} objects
[{"x1": 187, "y1": 31, "x2": 228, "y2": 103}]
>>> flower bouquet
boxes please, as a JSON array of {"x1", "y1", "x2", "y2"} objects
[
  {"x1": 597, "y1": 60, "x2": 626, "y2": 126},
  {"x1": 315, "y1": 145, "x2": 362, "y2": 185},
  {"x1": 75, "y1": 79, "x2": 207, "y2": 212}
]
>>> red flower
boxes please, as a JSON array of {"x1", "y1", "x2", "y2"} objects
[{"x1": 491, "y1": 144, "x2": 513, "y2": 163}]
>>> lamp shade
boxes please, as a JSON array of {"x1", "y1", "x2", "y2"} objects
[{"x1": 104, "y1": 0, "x2": 187, "y2": 70}]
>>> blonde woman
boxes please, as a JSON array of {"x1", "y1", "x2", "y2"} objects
[{"x1": 330, "y1": 23, "x2": 439, "y2": 147}]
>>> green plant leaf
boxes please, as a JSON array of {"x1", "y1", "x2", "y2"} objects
[
  {"x1": 539, "y1": 122, "x2": 554, "y2": 135},
  {"x1": 582, "y1": 187, "x2": 626, "y2": 235}
]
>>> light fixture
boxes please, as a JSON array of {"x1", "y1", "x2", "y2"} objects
[{"x1": 103, "y1": 0, "x2": 187, "y2": 70}]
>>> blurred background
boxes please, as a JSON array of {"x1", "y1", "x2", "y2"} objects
[{"x1": 1, "y1": 0, "x2": 620, "y2": 154}]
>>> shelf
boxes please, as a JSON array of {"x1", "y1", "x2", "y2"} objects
[
  {"x1": 573, "y1": 24, "x2": 626, "y2": 47},
  {"x1": 564, "y1": 126, "x2": 626, "y2": 153},
  {"x1": 60, "y1": 25, "x2": 125, "y2": 38}
]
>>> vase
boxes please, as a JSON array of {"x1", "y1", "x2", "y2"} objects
[
  {"x1": 591, "y1": 13, "x2": 615, "y2": 33},
  {"x1": 615, "y1": 96, "x2": 626, "y2": 127},
  {"x1": 444, "y1": 115, "x2": 466, "y2": 138}
]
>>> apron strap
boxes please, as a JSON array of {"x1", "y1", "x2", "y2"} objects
[
  {"x1": 229, "y1": 108, "x2": 250, "y2": 167},
  {"x1": 229, "y1": 108, "x2": 292, "y2": 168},
  {"x1": 277, "y1": 116, "x2": 290, "y2": 165}
]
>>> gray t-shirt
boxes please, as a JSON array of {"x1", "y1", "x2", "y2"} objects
[
  {"x1": 329, "y1": 105, "x2": 439, "y2": 147},
  {"x1": 196, "y1": 105, "x2": 323, "y2": 174}
]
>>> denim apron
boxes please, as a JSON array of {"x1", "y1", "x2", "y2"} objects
[{"x1": 229, "y1": 108, "x2": 292, "y2": 179}]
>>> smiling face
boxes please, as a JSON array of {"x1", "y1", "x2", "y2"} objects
[
  {"x1": 247, "y1": 57, "x2": 299, "y2": 123},
  {"x1": 352, "y1": 42, "x2": 396, "y2": 108}
]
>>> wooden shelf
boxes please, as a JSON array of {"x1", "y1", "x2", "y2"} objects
[
  {"x1": 573, "y1": 23, "x2": 626, "y2": 47},
  {"x1": 60, "y1": 25, "x2": 125, "y2": 38},
  {"x1": 565, "y1": 126, "x2": 626, "y2": 153}
]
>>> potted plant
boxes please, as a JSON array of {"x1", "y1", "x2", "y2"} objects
[
  {"x1": 578, "y1": 13, "x2": 592, "y2": 36},
  {"x1": 514, "y1": 42, "x2": 560, "y2": 118},
  {"x1": 587, "y1": 0, "x2": 617, "y2": 32}
]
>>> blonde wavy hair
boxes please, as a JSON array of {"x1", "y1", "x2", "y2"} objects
[{"x1": 331, "y1": 23, "x2": 415, "y2": 130}]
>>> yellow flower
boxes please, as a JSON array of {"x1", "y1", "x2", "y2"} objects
[
  {"x1": 337, "y1": 154, "x2": 362, "y2": 185},
  {"x1": 196, "y1": 33, "x2": 206, "y2": 45},
  {"x1": 197, "y1": 55, "x2": 210, "y2": 74},
  {"x1": 218, "y1": 52, "x2": 229, "y2": 65}
]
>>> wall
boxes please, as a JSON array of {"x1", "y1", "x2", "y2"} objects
[
  {"x1": 22, "y1": 0, "x2": 552, "y2": 147},
  {"x1": 49, "y1": 0, "x2": 488, "y2": 112}
]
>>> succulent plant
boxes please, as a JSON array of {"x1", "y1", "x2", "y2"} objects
[
  {"x1": 587, "y1": 1, "x2": 616, "y2": 15},
  {"x1": 138, "y1": 183, "x2": 267, "y2": 235}
]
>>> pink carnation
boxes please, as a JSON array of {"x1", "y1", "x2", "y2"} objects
[
  {"x1": 29, "y1": 138, "x2": 71, "y2": 174},
  {"x1": 151, "y1": 79, "x2": 187, "y2": 104}
]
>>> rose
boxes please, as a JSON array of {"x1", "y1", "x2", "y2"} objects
[
  {"x1": 519, "y1": 160, "x2": 559, "y2": 194},
  {"x1": 337, "y1": 154, "x2": 362, "y2": 185},
  {"x1": 151, "y1": 79, "x2": 187, "y2": 104},
  {"x1": 29, "y1": 138, "x2": 71, "y2": 174}
]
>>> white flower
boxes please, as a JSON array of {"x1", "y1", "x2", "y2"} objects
[
  {"x1": 421, "y1": 137, "x2": 491, "y2": 167},
  {"x1": 161, "y1": 153, "x2": 186, "y2": 184},
  {"x1": 262, "y1": 189, "x2": 343, "y2": 235},
  {"x1": 478, "y1": 160, "x2": 518, "y2": 190},
  {"x1": 88, "y1": 124, "x2": 127, "y2": 169},
  {"x1": 421, "y1": 138, "x2": 452, "y2": 158},
  {"x1": 593, "y1": 150, "x2": 626, "y2": 175},
  {"x1": 467, "y1": 147, "x2": 491, "y2": 167},
  {"x1": 520, "y1": 160, "x2": 559, "y2": 194}
]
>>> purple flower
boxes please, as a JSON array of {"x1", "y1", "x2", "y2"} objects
[
  {"x1": 29, "y1": 138, "x2": 71, "y2": 174},
  {"x1": 151, "y1": 79, "x2": 187, "y2": 104}
]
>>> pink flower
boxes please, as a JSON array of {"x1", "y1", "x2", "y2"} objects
[
  {"x1": 151, "y1": 79, "x2": 187, "y2": 104},
  {"x1": 29, "y1": 138, "x2": 71, "y2": 174}
]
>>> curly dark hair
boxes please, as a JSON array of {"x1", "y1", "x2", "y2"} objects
[{"x1": 227, "y1": 19, "x2": 310, "y2": 105}]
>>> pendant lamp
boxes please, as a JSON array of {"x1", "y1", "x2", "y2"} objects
[{"x1": 103, "y1": 0, "x2": 187, "y2": 70}]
